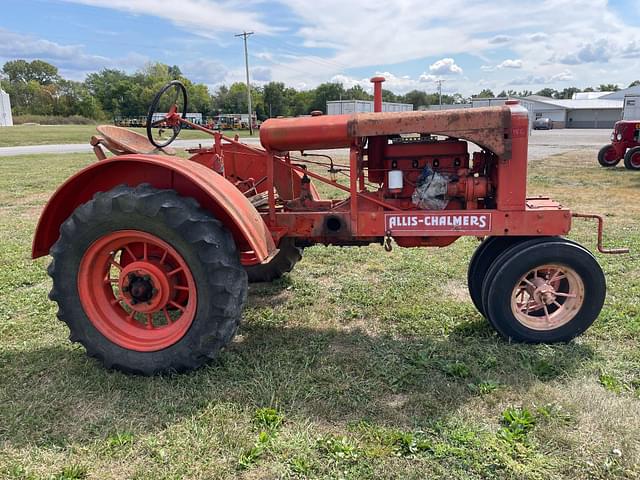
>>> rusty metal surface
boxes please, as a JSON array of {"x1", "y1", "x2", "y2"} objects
[
  {"x1": 96, "y1": 125, "x2": 176, "y2": 155},
  {"x1": 32, "y1": 154, "x2": 275, "y2": 264},
  {"x1": 349, "y1": 106, "x2": 513, "y2": 158},
  {"x1": 260, "y1": 106, "x2": 513, "y2": 158}
]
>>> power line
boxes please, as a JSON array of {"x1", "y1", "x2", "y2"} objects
[
  {"x1": 248, "y1": 52, "x2": 313, "y2": 77},
  {"x1": 249, "y1": 37, "x2": 351, "y2": 72},
  {"x1": 235, "y1": 31, "x2": 254, "y2": 135}
]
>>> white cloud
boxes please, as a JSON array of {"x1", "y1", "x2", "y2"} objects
[
  {"x1": 61, "y1": 0, "x2": 279, "y2": 37},
  {"x1": 6, "y1": 0, "x2": 640, "y2": 95},
  {"x1": 550, "y1": 70, "x2": 574, "y2": 82},
  {"x1": 251, "y1": 66, "x2": 272, "y2": 82},
  {"x1": 328, "y1": 71, "x2": 467, "y2": 95},
  {"x1": 489, "y1": 35, "x2": 512, "y2": 45},
  {"x1": 481, "y1": 59, "x2": 523, "y2": 72},
  {"x1": 558, "y1": 39, "x2": 613, "y2": 64},
  {"x1": 528, "y1": 32, "x2": 548, "y2": 42},
  {"x1": 509, "y1": 69, "x2": 574, "y2": 86},
  {"x1": 182, "y1": 59, "x2": 228, "y2": 85},
  {"x1": 418, "y1": 73, "x2": 439, "y2": 82},
  {"x1": 0, "y1": 28, "x2": 148, "y2": 78},
  {"x1": 497, "y1": 59, "x2": 522, "y2": 69},
  {"x1": 429, "y1": 58, "x2": 463, "y2": 75}
]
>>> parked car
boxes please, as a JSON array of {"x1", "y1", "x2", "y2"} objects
[{"x1": 533, "y1": 117, "x2": 553, "y2": 130}]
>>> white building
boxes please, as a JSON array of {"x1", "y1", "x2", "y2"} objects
[
  {"x1": 572, "y1": 92, "x2": 609, "y2": 100},
  {"x1": 420, "y1": 93, "x2": 623, "y2": 129},
  {"x1": 327, "y1": 100, "x2": 413, "y2": 115},
  {"x1": 521, "y1": 95, "x2": 623, "y2": 128},
  {"x1": 0, "y1": 88, "x2": 13, "y2": 127}
]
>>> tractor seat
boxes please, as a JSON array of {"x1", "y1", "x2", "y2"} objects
[{"x1": 91, "y1": 125, "x2": 177, "y2": 156}]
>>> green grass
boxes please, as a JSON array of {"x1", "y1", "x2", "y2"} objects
[
  {"x1": 0, "y1": 125, "x2": 254, "y2": 148},
  {"x1": 0, "y1": 149, "x2": 639, "y2": 479}
]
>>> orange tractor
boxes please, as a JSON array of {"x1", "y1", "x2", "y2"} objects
[{"x1": 33, "y1": 78, "x2": 627, "y2": 375}]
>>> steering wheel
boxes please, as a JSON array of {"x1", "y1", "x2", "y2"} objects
[{"x1": 146, "y1": 80, "x2": 188, "y2": 149}]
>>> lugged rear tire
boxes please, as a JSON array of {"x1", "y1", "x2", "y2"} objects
[
  {"x1": 245, "y1": 238, "x2": 302, "y2": 283},
  {"x1": 48, "y1": 184, "x2": 248, "y2": 375}
]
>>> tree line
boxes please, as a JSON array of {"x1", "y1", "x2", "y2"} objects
[{"x1": 2, "y1": 59, "x2": 639, "y2": 122}]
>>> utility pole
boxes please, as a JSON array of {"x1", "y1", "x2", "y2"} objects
[
  {"x1": 436, "y1": 79, "x2": 444, "y2": 110},
  {"x1": 235, "y1": 31, "x2": 254, "y2": 135}
]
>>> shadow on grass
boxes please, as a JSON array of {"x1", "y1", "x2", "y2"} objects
[{"x1": 0, "y1": 295, "x2": 596, "y2": 450}]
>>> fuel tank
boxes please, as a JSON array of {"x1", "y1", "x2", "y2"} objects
[{"x1": 259, "y1": 114, "x2": 354, "y2": 151}]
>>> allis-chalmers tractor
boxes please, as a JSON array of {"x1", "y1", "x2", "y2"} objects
[
  {"x1": 33, "y1": 78, "x2": 627, "y2": 375},
  {"x1": 598, "y1": 120, "x2": 640, "y2": 170}
]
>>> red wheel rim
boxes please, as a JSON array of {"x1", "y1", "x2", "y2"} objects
[
  {"x1": 78, "y1": 230, "x2": 197, "y2": 352},
  {"x1": 631, "y1": 151, "x2": 640, "y2": 168},
  {"x1": 603, "y1": 147, "x2": 618, "y2": 164}
]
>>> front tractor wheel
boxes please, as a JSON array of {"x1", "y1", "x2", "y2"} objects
[
  {"x1": 597, "y1": 144, "x2": 621, "y2": 167},
  {"x1": 467, "y1": 236, "x2": 538, "y2": 316},
  {"x1": 623, "y1": 146, "x2": 640, "y2": 170},
  {"x1": 481, "y1": 239, "x2": 605, "y2": 343},
  {"x1": 48, "y1": 184, "x2": 248, "y2": 375}
]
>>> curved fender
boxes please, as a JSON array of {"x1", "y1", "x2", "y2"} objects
[{"x1": 32, "y1": 154, "x2": 275, "y2": 265}]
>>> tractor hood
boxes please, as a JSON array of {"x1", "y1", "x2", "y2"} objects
[{"x1": 260, "y1": 104, "x2": 523, "y2": 159}]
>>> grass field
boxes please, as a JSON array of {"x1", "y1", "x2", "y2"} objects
[
  {"x1": 0, "y1": 148, "x2": 638, "y2": 479},
  {"x1": 0, "y1": 125, "x2": 253, "y2": 148}
]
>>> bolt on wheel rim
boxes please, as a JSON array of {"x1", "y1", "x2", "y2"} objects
[
  {"x1": 78, "y1": 230, "x2": 197, "y2": 351},
  {"x1": 510, "y1": 264, "x2": 584, "y2": 331}
]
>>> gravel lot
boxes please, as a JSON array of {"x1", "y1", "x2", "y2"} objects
[{"x1": 528, "y1": 128, "x2": 610, "y2": 160}]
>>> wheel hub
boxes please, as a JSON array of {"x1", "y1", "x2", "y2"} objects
[
  {"x1": 531, "y1": 277, "x2": 557, "y2": 306},
  {"x1": 119, "y1": 261, "x2": 171, "y2": 313}
]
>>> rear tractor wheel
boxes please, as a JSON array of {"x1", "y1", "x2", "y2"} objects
[
  {"x1": 597, "y1": 145, "x2": 621, "y2": 167},
  {"x1": 480, "y1": 238, "x2": 605, "y2": 343},
  {"x1": 48, "y1": 184, "x2": 248, "y2": 375},
  {"x1": 623, "y1": 146, "x2": 640, "y2": 170}
]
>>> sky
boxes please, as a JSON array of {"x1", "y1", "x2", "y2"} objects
[{"x1": 1, "y1": 0, "x2": 640, "y2": 96}]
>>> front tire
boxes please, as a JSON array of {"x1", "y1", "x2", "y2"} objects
[
  {"x1": 467, "y1": 236, "x2": 534, "y2": 316},
  {"x1": 623, "y1": 146, "x2": 640, "y2": 170},
  {"x1": 48, "y1": 184, "x2": 248, "y2": 375},
  {"x1": 481, "y1": 239, "x2": 605, "y2": 343},
  {"x1": 597, "y1": 145, "x2": 621, "y2": 167}
]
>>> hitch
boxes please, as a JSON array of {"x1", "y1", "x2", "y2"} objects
[{"x1": 572, "y1": 213, "x2": 629, "y2": 254}]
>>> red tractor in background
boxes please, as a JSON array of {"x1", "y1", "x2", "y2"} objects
[
  {"x1": 598, "y1": 120, "x2": 640, "y2": 170},
  {"x1": 33, "y1": 78, "x2": 627, "y2": 375}
]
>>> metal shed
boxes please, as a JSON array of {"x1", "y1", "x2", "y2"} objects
[{"x1": 326, "y1": 100, "x2": 413, "y2": 115}]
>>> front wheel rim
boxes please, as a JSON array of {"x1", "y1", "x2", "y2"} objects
[
  {"x1": 603, "y1": 147, "x2": 618, "y2": 164},
  {"x1": 510, "y1": 264, "x2": 584, "y2": 331},
  {"x1": 631, "y1": 152, "x2": 640, "y2": 168},
  {"x1": 78, "y1": 230, "x2": 197, "y2": 352}
]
